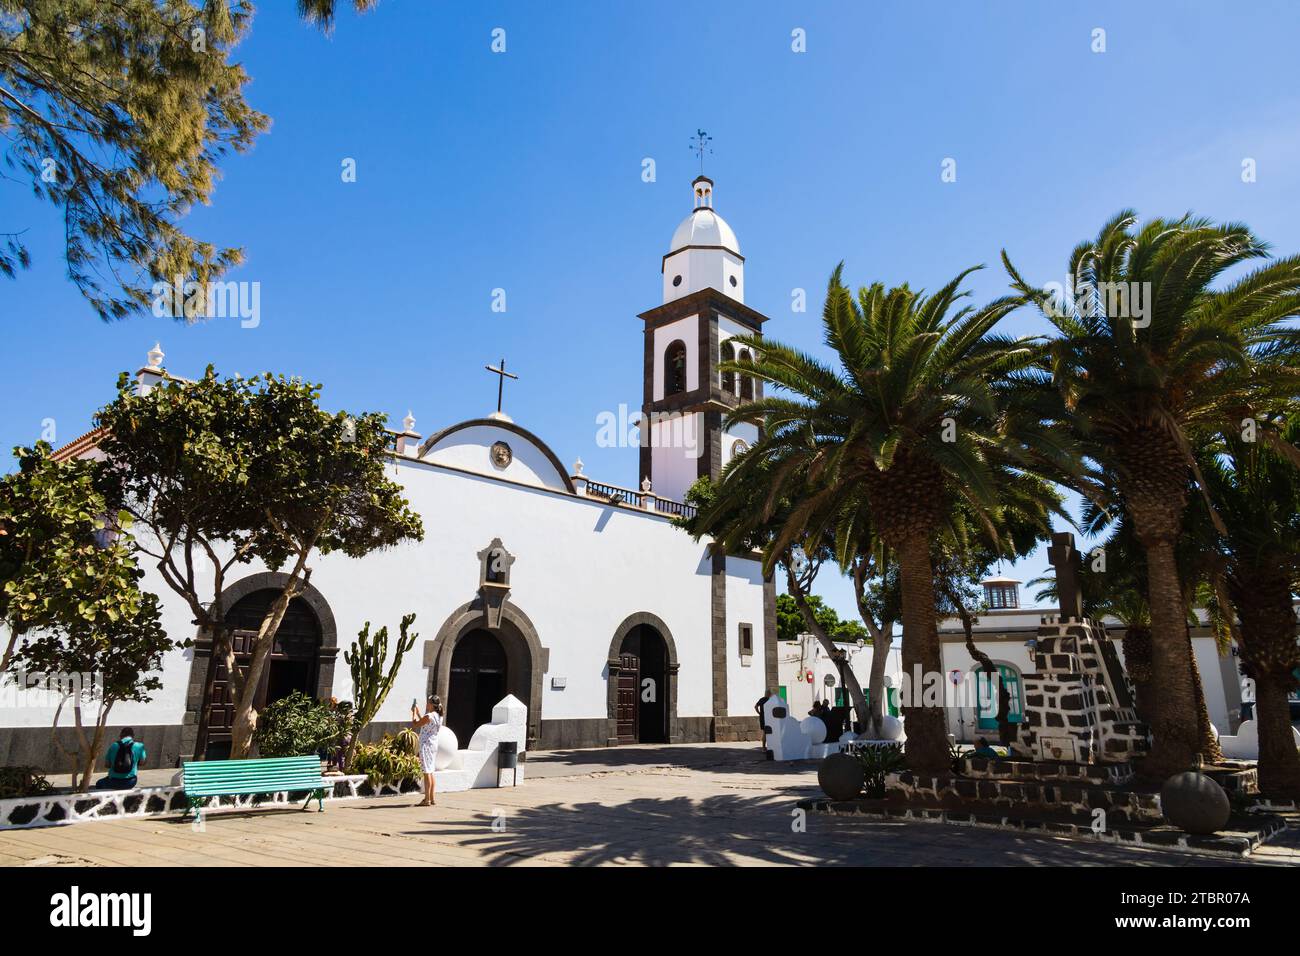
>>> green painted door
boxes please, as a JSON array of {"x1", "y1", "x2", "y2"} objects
[{"x1": 976, "y1": 665, "x2": 1023, "y2": 730}]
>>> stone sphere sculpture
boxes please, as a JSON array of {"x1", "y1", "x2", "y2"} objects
[
  {"x1": 800, "y1": 716, "x2": 827, "y2": 744},
  {"x1": 435, "y1": 726, "x2": 461, "y2": 770},
  {"x1": 818, "y1": 751, "x2": 866, "y2": 801},
  {"x1": 877, "y1": 715, "x2": 905, "y2": 741},
  {"x1": 1161, "y1": 770, "x2": 1231, "y2": 835}
]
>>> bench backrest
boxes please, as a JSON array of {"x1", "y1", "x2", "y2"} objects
[{"x1": 182, "y1": 755, "x2": 325, "y2": 796}]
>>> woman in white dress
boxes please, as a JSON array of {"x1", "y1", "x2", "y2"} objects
[{"x1": 411, "y1": 696, "x2": 444, "y2": 807}]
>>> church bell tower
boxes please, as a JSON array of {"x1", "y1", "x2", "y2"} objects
[{"x1": 637, "y1": 175, "x2": 771, "y2": 504}]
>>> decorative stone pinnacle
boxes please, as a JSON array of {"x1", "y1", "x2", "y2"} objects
[
  {"x1": 147, "y1": 342, "x2": 164, "y2": 369},
  {"x1": 573, "y1": 458, "x2": 584, "y2": 476},
  {"x1": 402, "y1": 410, "x2": 416, "y2": 432},
  {"x1": 640, "y1": 476, "x2": 652, "y2": 493}
]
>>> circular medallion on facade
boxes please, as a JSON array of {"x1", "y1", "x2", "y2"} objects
[
  {"x1": 490, "y1": 440, "x2": 513, "y2": 469},
  {"x1": 731, "y1": 439, "x2": 749, "y2": 458}
]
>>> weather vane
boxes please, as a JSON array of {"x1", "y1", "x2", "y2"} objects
[{"x1": 690, "y1": 129, "x2": 713, "y2": 175}]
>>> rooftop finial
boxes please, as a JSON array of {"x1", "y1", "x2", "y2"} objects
[
  {"x1": 147, "y1": 342, "x2": 165, "y2": 369},
  {"x1": 402, "y1": 410, "x2": 416, "y2": 433},
  {"x1": 690, "y1": 129, "x2": 713, "y2": 176}
]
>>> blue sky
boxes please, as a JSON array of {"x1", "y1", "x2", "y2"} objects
[{"x1": 3, "y1": 1, "x2": 1299, "y2": 622}]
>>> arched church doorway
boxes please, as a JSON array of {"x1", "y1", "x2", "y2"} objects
[
  {"x1": 447, "y1": 629, "x2": 509, "y2": 744},
  {"x1": 615, "y1": 624, "x2": 669, "y2": 744},
  {"x1": 201, "y1": 589, "x2": 323, "y2": 759}
]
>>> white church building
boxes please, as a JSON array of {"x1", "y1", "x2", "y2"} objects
[{"x1": 2, "y1": 175, "x2": 778, "y2": 771}]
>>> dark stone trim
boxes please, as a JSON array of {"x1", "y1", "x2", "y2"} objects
[
  {"x1": 698, "y1": 410, "x2": 723, "y2": 481},
  {"x1": 417, "y1": 418, "x2": 576, "y2": 494},
  {"x1": 182, "y1": 571, "x2": 339, "y2": 760},
  {"x1": 604, "y1": 612, "x2": 681, "y2": 745},
  {"x1": 638, "y1": 288, "x2": 769, "y2": 332},
  {"x1": 763, "y1": 573, "x2": 779, "y2": 693},
  {"x1": 426, "y1": 598, "x2": 547, "y2": 747},
  {"x1": 711, "y1": 549, "x2": 728, "y2": 719},
  {"x1": 538, "y1": 718, "x2": 612, "y2": 751},
  {"x1": 660, "y1": 244, "x2": 745, "y2": 268}
]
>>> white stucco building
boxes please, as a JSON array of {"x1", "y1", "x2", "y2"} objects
[
  {"x1": 0, "y1": 176, "x2": 778, "y2": 771},
  {"x1": 776, "y1": 574, "x2": 1252, "y2": 748}
]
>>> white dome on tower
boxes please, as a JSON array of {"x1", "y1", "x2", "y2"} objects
[
  {"x1": 661, "y1": 175, "x2": 745, "y2": 304},
  {"x1": 669, "y1": 207, "x2": 740, "y2": 255}
]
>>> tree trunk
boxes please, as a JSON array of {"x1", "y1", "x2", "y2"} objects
[
  {"x1": 866, "y1": 629, "x2": 892, "y2": 737},
  {"x1": 1187, "y1": 636, "x2": 1224, "y2": 764},
  {"x1": 896, "y1": 534, "x2": 949, "y2": 773},
  {"x1": 227, "y1": 573, "x2": 306, "y2": 759},
  {"x1": 1120, "y1": 625, "x2": 1153, "y2": 725},
  {"x1": 1137, "y1": 536, "x2": 1201, "y2": 778},
  {"x1": 1254, "y1": 674, "x2": 1300, "y2": 798},
  {"x1": 1231, "y1": 568, "x2": 1300, "y2": 799},
  {"x1": 941, "y1": 582, "x2": 1014, "y2": 745},
  {"x1": 785, "y1": 565, "x2": 870, "y2": 738},
  {"x1": 850, "y1": 557, "x2": 893, "y2": 738}
]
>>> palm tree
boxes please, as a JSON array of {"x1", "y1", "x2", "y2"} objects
[
  {"x1": 1005, "y1": 212, "x2": 1300, "y2": 777},
  {"x1": 1200, "y1": 418, "x2": 1300, "y2": 797},
  {"x1": 1081, "y1": 501, "x2": 1225, "y2": 761},
  {"x1": 720, "y1": 266, "x2": 1074, "y2": 772}
]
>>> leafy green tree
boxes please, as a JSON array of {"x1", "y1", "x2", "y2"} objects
[
  {"x1": 0, "y1": 443, "x2": 152, "y2": 674},
  {"x1": 774, "y1": 593, "x2": 865, "y2": 644},
  {"x1": 16, "y1": 589, "x2": 171, "y2": 790},
  {"x1": 721, "y1": 266, "x2": 1073, "y2": 772},
  {"x1": 0, "y1": 1, "x2": 270, "y2": 319},
  {"x1": 1005, "y1": 212, "x2": 1300, "y2": 777},
  {"x1": 95, "y1": 368, "x2": 424, "y2": 758},
  {"x1": 0, "y1": 444, "x2": 173, "y2": 789}
]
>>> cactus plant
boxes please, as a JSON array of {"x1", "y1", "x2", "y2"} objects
[{"x1": 343, "y1": 612, "x2": 417, "y2": 766}]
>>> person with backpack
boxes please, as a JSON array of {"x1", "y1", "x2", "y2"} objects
[{"x1": 96, "y1": 728, "x2": 146, "y2": 789}]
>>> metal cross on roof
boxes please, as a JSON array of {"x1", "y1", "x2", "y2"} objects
[{"x1": 484, "y1": 358, "x2": 518, "y2": 415}]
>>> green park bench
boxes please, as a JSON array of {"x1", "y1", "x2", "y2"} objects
[{"x1": 181, "y1": 755, "x2": 328, "y2": 823}]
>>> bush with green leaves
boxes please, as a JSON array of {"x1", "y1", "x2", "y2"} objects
[
  {"x1": 854, "y1": 744, "x2": 905, "y2": 798},
  {"x1": 0, "y1": 766, "x2": 52, "y2": 799},
  {"x1": 253, "y1": 691, "x2": 348, "y2": 758},
  {"x1": 349, "y1": 733, "x2": 421, "y2": 787}
]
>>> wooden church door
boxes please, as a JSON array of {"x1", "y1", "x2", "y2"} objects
[{"x1": 616, "y1": 652, "x2": 640, "y2": 744}]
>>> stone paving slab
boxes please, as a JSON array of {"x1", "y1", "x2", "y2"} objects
[{"x1": 3, "y1": 744, "x2": 1297, "y2": 867}]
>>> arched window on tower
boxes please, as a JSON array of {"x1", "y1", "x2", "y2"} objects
[
  {"x1": 739, "y1": 349, "x2": 754, "y2": 400},
  {"x1": 664, "y1": 340, "x2": 687, "y2": 396},
  {"x1": 720, "y1": 341, "x2": 736, "y2": 395}
]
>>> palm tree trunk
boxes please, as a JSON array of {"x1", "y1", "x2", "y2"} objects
[
  {"x1": 1232, "y1": 571, "x2": 1300, "y2": 798},
  {"x1": 1254, "y1": 674, "x2": 1300, "y2": 798},
  {"x1": 1120, "y1": 625, "x2": 1153, "y2": 725},
  {"x1": 1140, "y1": 538, "x2": 1201, "y2": 778},
  {"x1": 897, "y1": 534, "x2": 949, "y2": 773},
  {"x1": 1188, "y1": 636, "x2": 1224, "y2": 763}
]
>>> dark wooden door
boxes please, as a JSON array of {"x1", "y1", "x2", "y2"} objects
[
  {"x1": 199, "y1": 591, "x2": 321, "y2": 759},
  {"x1": 201, "y1": 629, "x2": 257, "y2": 759},
  {"x1": 616, "y1": 652, "x2": 640, "y2": 744},
  {"x1": 447, "y1": 630, "x2": 508, "y2": 744}
]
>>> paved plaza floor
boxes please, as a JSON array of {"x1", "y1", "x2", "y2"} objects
[{"x1": 5, "y1": 743, "x2": 1298, "y2": 867}]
